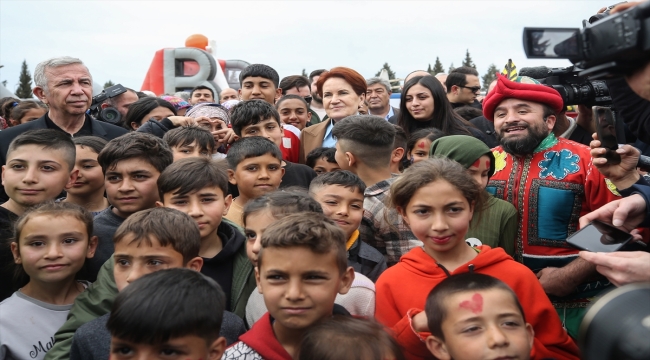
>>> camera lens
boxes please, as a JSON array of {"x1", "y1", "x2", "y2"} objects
[{"x1": 99, "y1": 108, "x2": 121, "y2": 125}]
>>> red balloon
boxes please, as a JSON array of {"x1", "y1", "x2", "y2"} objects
[{"x1": 185, "y1": 34, "x2": 208, "y2": 49}]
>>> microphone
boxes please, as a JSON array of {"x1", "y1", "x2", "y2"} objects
[
  {"x1": 519, "y1": 66, "x2": 553, "y2": 79},
  {"x1": 637, "y1": 155, "x2": 650, "y2": 172}
]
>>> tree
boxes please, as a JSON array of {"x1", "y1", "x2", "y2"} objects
[
  {"x1": 432, "y1": 57, "x2": 444, "y2": 74},
  {"x1": 1, "y1": 80, "x2": 6, "y2": 87},
  {"x1": 104, "y1": 80, "x2": 115, "y2": 89},
  {"x1": 462, "y1": 49, "x2": 476, "y2": 68},
  {"x1": 15, "y1": 60, "x2": 33, "y2": 99},
  {"x1": 301, "y1": 68, "x2": 307, "y2": 77},
  {"x1": 448, "y1": 62, "x2": 455, "y2": 73},
  {"x1": 482, "y1": 64, "x2": 499, "y2": 91},
  {"x1": 427, "y1": 63, "x2": 432, "y2": 74},
  {"x1": 375, "y1": 62, "x2": 396, "y2": 79}
]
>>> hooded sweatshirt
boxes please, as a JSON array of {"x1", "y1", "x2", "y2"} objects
[{"x1": 375, "y1": 246, "x2": 579, "y2": 360}]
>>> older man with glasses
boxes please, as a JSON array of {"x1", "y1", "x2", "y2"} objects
[{"x1": 445, "y1": 66, "x2": 483, "y2": 110}]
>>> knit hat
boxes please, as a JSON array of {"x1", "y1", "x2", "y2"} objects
[
  {"x1": 160, "y1": 96, "x2": 191, "y2": 111},
  {"x1": 429, "y1": 135, "x2": 496, "y2": 178},
  {"x1": 221, "y1": 99, "x2": 240, "y2": 112},
  {"x1": 185, "y1": 102, "x2": 230, "y2": 124},
  {"x1": 482, "y1": 74, "x2": 564, "y2": 121}
]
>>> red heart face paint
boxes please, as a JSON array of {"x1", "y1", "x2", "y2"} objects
[
  {"x1": 459, "y1": 293, "x2": 483, "y2": 314},
  {"x1": 417, "y1": 141, "x2": 427, "y2": 149},
  {"x1": 471, "y1": 158, "x2": 481, "y2": 168}
]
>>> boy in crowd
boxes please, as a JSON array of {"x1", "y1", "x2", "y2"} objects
[
  {"x1": 162, "y1": 124, "x2": 216, "y2": 161},
  {"x1": 223, "y1": 214, "x2": 355, "y2": 359},
  {"x1": 306, "y1": 147, "x2": 340, "y2": 176},
  {"x1": 332, "y1": 115, "x2": 419, "y2": 266},
  {"x1": 309, "y1": 171, "x2": 387, "y2": 282},
  {"x1": 230, "y1": 99, "x2": 316, "y2": 188},
  {"x1": 0, "y1": 129, "x2": 78, "y2": 301},
  {"x1": 157, "y1": 157, "x2": 256, "y2": 318},
  {"x1": 69, "y1": 208, "x2": 246, "y2": 360},
  {"x1": 224, "y1": 137, "x2": 284, "y2": 228},
  {"x1": 106, "y1": 269, "x2": 228, "y2": 360},
  {"x1": 424, "y1": 273, "x2": 534, "y2": 360},
  {"x1": 89, "y1": 132, "x2": 173, "y2": 280},
  {"x1": 237, "y1": 64, "x2": 309, "y2": 163}
]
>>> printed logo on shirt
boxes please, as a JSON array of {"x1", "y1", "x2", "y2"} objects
[
  {"x1": 283, "y1": 137, "x2": 292, "y2": 149},
  {"x1": 29, "y1": 337, "x2": 55, "y2": 359}
]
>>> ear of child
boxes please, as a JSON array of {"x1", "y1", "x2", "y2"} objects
[{"x1": 208, "y1": 336, "x2": 227, "y2": 360}]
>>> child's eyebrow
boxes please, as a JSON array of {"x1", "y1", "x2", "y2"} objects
[
  {"x1": 8, "y1": 159, "x2": 62, "y2": 165},
  {"x1": 444, "y1": 201, "x2": 465, "y2": 207},
  {"x1": 78, "y1": 158, "x2": 98, "y2": 163}
]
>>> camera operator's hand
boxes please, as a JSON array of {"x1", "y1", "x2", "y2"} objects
[
  {"x1": 579, "y1": 251, "x2": 650, "y2": 286},
  {"x1": 579, "y1": 194, "x2": 647, "y2": 231},
  {"x1": 590, "y1": 134, "x2": 640, "y2": 190}
]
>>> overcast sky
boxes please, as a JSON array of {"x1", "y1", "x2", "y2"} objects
[{"x1": 1, "y1": 0, "x2": 599, "y2": 94}]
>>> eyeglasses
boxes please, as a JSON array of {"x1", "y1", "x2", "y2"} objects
[
  {"x1": 460, "y1": 86, "x2": 481, "y2": 93},
  {"x1": 303, "y1": 95, "x2": 313, "y2": 104}
]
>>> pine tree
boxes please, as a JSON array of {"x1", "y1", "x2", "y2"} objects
[
  {"x1": 427, "y1": 64, "x2": 432, "y2": 74},
  {"x1": 481, "y1": 64, "x2": 499, "y2": 92},
  {"x1": 104, "y1": 80, "x2": 115, "y2": 89},
  {"x1": 375, "y1": 62, "x2": 396, "y2": 79},
  {"x1": 15, "y1": 60, "x2": 33, "y2": 99},
  {"x1": 462, "y1": 49, "x2": 476, "y2": 68},
  {"x1": 448, "y1": 63, "x2": 455, "y2": 73},
  {"x1": 301, "y1": 69, "x2": 307, "y2": 77},
  {"x1": 432, "y1": 57, "x2": 444, "y2": 74}
]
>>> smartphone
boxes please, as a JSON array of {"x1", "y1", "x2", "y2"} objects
[
  {"x1": 567, "y1": 220, "x2": 633, "y2": 252},
  {"x1": 593, "y1": 106, "x2": 621, "y2": 165}
]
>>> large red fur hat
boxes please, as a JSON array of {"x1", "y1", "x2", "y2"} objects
[{"x1": 482, "y1": 73, "x2": 564, "y2": 121}]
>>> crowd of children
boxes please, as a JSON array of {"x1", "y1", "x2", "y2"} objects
[{"x1": 0, "y1": 62, "x2": 588, "y2": 360}]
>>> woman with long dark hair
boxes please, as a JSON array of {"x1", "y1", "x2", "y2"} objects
[
  {"x1": 398, "y1": 76, "x2": 484, "y2": 141},
  {"x1": 122, "y1": 97, "x2": 177, "y2": 130}
]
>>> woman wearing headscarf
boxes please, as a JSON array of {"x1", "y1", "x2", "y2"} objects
[{"x1": 430, "y1": 135, "x2": 517, "y2": 255}]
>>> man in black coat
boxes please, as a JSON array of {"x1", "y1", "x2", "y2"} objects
[{"x1": 0, "y1": 56, "x2": 128, "y2": 200}]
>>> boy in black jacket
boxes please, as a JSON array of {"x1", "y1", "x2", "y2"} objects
[{"x1": 310, "y1": 170, "x2": 387, "y2": 282}]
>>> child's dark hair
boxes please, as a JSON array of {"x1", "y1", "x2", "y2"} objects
[
  {"x1": 11, "y1": 201, "x2": 93, "y2": 287},
  {"x1": 112, "y1": 207, "x2": 200, "y2": 263},
  {"x1": 229, "y1": 100, "x2": 281, "y2": 136},
  {"x1": 276, "y1": 94, "x2": 309, "y2": 109},
  {"x1": 332, "y1": 115, "x2": 396, "y2": 168},
  {"x1": 7, "y1": 129, "x2": 76, "y2": 170},
  {"x1": 425, "y1": 273, "x2": 525, "y2": 340},
  {"x1": 258, "y1": 213, "x2": 347, "y2": 274},
  {"x1": 305, "y1": 147, "x2": 337, "y2": 169},
  {"x1": 454, "y1": 105, "x2": 484, "y2": 121},
  {"x1": 73, "y1": 136, "x2": 108, "y2": 155},
  {"x1": 107, "y1": 268, "x2": 225, "y2": 345},
  {"x1": 309, "y1": 170, "x2": 366, "y2": 195},
  {"x1": 406, "y1": 128, "x2": 445, "y2": 154},
  {"x1": 122, "y1": 97, "x2": 177, "y2": 130},
  {"x1": 98, "y1": 132, "x2": 173, "y2": 174},
  {"x1": 299, "y1": 316, "x2": 406, "y2": 360},
  {"x1": 0, "y1": 97, "x2": 20, "y2": 119},
  {"x1": 239, "y1": 64, "x2": 280, "y2": 88},
  {"x1": 226, "y1": 136, "x2": 282, "y2": 169},
  {"x1": 157, "y1": 157, "x2": 229, "y2": 201},
  {"x1": 242, "y1": 190, "x2": 323, "y2": 227},
  {"x1": 390, "y1": 158, "x2": 483, "y2": 215},
  {"x1": 162, "y1": 125, "x2": 216, "y2": 154},
  {"x1": 10, "y1": 101, "x2": 48, "y2": 123}
]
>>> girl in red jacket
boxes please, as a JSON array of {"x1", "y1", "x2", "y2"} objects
[{"x1": 375, "y1": 158, "x2": 579, "y2": 360}]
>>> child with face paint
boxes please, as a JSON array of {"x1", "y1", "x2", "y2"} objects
[
  {"x1": 374, "y1": 158, "x2": 579, "y2": 360},
  {"x1": 430, "y1": 135, "x2": 517, "y2": 256},
  {"x1": 405, "y1": 128, "x2": 444, "y2": 165}
]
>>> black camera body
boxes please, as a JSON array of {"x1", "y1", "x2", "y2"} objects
[
  {"x1": 89, "y1": 84, "x2": 127, "y2": 124},
  {"x1": 519, "y1": 66, "x2": 612, "y2": 107},
  {"x1": 522, "y1": 1, "x2": 650, "y2": 79}
]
